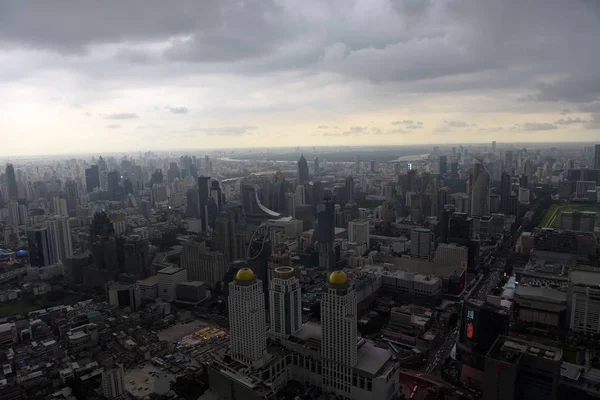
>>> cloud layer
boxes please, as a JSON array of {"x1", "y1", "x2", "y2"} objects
[{"x1": 1, "y1": 0, "x2": 599, "y2": 155}]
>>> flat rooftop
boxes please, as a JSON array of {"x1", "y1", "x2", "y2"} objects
[
  {"x1": 157, "y1": 266, "x2": 184, "y2": 275},
  {"x1": 515, "y1": 286, "x2": 568, "y2": 304},
  {"x1": 355, "y1": 340, "x2": 393, "y2": 376},
  {"x1": 487, "y1": 335, "x2": 562, "y2": 364},
  {"x1": 138, "y1": 275, "x2": 159, "y2": 286}
]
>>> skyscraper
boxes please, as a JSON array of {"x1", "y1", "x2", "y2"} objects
[
  {"x1": 298, "y1": 154, "x2": 309, "y2": 185},
  {"x1": 439, "y1": 155, "x2": 448, "y2": 176},
  {"x1": 269, "y1": 266, "x2": 302, "y2": 339},
  {"x1": 47, "y1": 216, "x2": 73, "y2": 263},
  {"x1": 5, "y1": 164, "x2": 18, "y2": 201},
  {"x1": 410, "y1": 228, "x2": 432, "y2": 259},
  {"x1": 354, "y1": 155, "x2": 360, "y2": 173},
  {"x1": 500, "y1": 172, "x2": 511, "y2": 214},
  {"x1": 228, "y1": 268, "x2": 266, "y2": 367},
  {"x1": 27, "y1": 226, "x2": 54, "y2": 267},
  {"x1": 321, "y1": 270, "x2": 357, "y2": 395},
  {"x1": 595, "y1": 144, "x2": 600, "y2": 170},
  {"x1": 471, "y1": 160, "x2": 490, "y2": 217},
  {"x1": 65, "y1": 179, "x2": 79, "y2": 212},
  {"x1": 317, "y1": 195, "x2": 336, "y2": 271},
  {"x1": 198, "y1": 176, "x2": 210, "y2": 233},
  {"x1": 313, "y1": 156, "x2": 320, "y2": 175},
  {"x1": 107, "y1": 170, "x2": 120, "y2": 201},
  {"x1": 85, "y1": 165, "x2": 100, "y2": 193}
]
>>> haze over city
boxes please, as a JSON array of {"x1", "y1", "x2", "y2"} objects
[{"x1": 2, "y1": 0, "x2": 600, "y2": 156}]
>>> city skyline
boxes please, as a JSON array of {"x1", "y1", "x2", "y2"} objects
[{"x1": 2, "y1": 0, "x2": 600, "y2": 156}]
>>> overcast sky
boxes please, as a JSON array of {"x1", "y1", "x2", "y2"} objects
[{"x1": 1, "y1": 0, "x2": 599, "y2": 156}]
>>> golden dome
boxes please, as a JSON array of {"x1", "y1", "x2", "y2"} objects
[
  {"x1": 236, "y1": 268, "x2": 255, "y2": 281},
  {"x1": 329, "y1": 270, "x2": 348, "y2": 285}
]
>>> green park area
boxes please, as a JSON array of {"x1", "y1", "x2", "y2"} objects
[
  {"x1": 0, "y1": 292, "x2": 90, "y2": 318},
  {"x1": 540, "y1": 203, "x2": 600, "y2": 235}
]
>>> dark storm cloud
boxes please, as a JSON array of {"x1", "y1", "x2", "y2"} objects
[
  {"x1": 103, "y1": 113, "x2": 139, "y2": 120},
  {"x1": 2, "y1": 0, "x2": 600, "y2": 122},
  {"x1": 203, "y1": 125, "x2": 257, "y2": 136},
  {"x1": 521, "y1": 122, "x2": 557, "y2": 131},
  {"x1": 554, "y1": 117, "x2": 587, "y2": 125},
  {"x1": 167, "y1": 107, "x2": 189, "y2": 114}
]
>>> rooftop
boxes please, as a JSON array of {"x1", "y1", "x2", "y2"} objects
[
  {"x1": 355, "y1": 340, "x2": 393, "y2": 376},
  {"x1": 487, "y1": 335, "x2": 562, "y2": 364},
  {"x1": 157, "y1": 266, "x2": 185, "y2": 275},
  {"x1": 137, "y1": 275, "x2": 159, "y2": 286},
  {"x1": 515, "y1": 286, "x2": 568, "y2": 304}
]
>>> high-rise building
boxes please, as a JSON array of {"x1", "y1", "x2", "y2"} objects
[
  {"x1": 198, "y1": 176, "x2": 211, "y2": 232},
  {"x1": 85, "y1": 165, "x2": 100, "y2": 193},
  {"x1": 370, "y1": 160, "x2": 376, "y2": 173},
  {"x1": 123, "y1": 235, "x2": 150, "y2": 278},
  {"x1": 269, "y1": 266, "x2": 302, "y2": 339},
  {"x1": 65, "y1": 179, "x2": 79, "y2": 212},
  {"x1": 47, "y1": 216, "x2": 73, "y2": 263},
  {"x1": 5, "y1": 164, "x2": 18, "y2": 201},
  {"x1": 228, "y1": 268, "x2": 266, "y2": 367},
  {"x1": 102, "y1": 366, "x2": 125, "y2": 399},
  {"x1": 313, "y1": 156, "x2": 320, "y2": 175},
  {"x1": 27, "y1": 226, "x2": 55, "y2": 267},
  {"x1": 52, "y1": 197, "x2": 68, "y2": 216},
  {"x1": 410, "y1": 228, "x2": 432, "y2": 259},
  {"x1": 214, "y1": 209, "x2": 239, "y2": 262},
  {"x1": 439, "y1": 155, "x2": 448, "y2": 176},
  {"x1": 560, "y1": 210, "x2": 596, "y2": 232},
  {"x1": 348, "y1": 220, "x2": 369, "y2": 246},
  {"x1": 107, "y1": 170, "x2": 120, "y2": 201},
  {"x1": 492, "y1": 140, "x2": 497, "y2": 152},
  {"x1": 354, "y1": 155, "x2": 360, "y2": 173},
  {"x1": 321, "y1": 270, "x2": 357, "y2": 395},
  {"x1": 500, "y1": 172, "x2": 511, "y2": 214},
  {"x1": 345, "y1": 176, "x2": 355, "y2": 202},
  {"x1": 471, "y1": 160, "x2": 490, "y2": 217},
  {"x1": 594, "y1": 144, "x2": 600, "y2": 170},
  {"x1": 181, "y1": 241, "x2": 229, "y2": 288},
  {"x1": 298, "y1": 154, "x2": 309, "y2": 185},
  {"x1": 317, "y1": 196, "x2": 336, "y2": 271},
  {"x1": 294, "y1": 184, "x2": 306, "y2": 206},
  {"x1": 186, "y1": 188, "x2": 199, "y2": 217}
]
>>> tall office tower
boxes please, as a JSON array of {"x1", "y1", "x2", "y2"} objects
[
  {"x1": 410, "y1": 228, "x2": 432, "y2": 259},
  {"x1": 313, "y1": 156, "x2": 320, "y2": 175},
  {"x1": 17, "y1": 204, "x2": 27, "y2": 225},
  {"x1": 471, "y1": 160, "x2": 490, "y2": 217},
  {"x1": 450, "y1": 161, "x2": 459, "y2": 178},
  {"x1": 370, "y1": 160, "x2": 376, "y2": 173},
  {"x1": 198, "y1": 176, "x2": 210, "y2": 233},
  {"x1": 102, "y1": 366, "x2": 125, "y2": 399},
  {"x1": 354, "y1": 155, "x2": 360, "y2": 173},
  {"x1": 492, "y1": 141, "x2": 497, "y2": 152},
  {"x1": 85, "y1": 165, "x2": 100, "y2": 193},
  {"x1": 7, "y1": 202, "x2": 19, "y2": 227},
  {"x1": 269, "y1": 266, "x2": 302, "y2": 339},
  {"x1": 107, "y1": 170, "x2": 120, "y2": 201},
  {"x1": 186, "y1": 188, "x2": 199, "y2": 217},
  {"x1": 345, "y1": 176, "x2": 355, "y2": 201},
  {"x1": 97, "y1": 156, "x2": 107, "y2": 171},
  {"x1": 52, "y1": 197, "x2": 68, "y2": 216},
  {"x1": 317, "y1": 196, "x2": 336, "y2": 271},
  {"x1": 210, "y1": 180, "x2": 223, "y2": 211},
  {"x1": 65, "y1": 179, "x2": 79, "y2": 212},
  {"x1": 348, "y1": 220, "x2": 369, "y2": 246},
  {"x1": 5, "y1": 164, "x2": 18, "y2": 201},
  {"x1": 204, "y1": 155, "x2": 212, "y2": 173},
  {"x1": 167, "y1": 162, "x2": 180, "y2": 183},
  {"x1": 439, "y1": 155, "x2": 448, "y2": 176},
  {"x1": 123, "y1": 235, "x2": 150, "y2": 278},
  {"x1": 297, "y1": 154, "x2": 309, "y2": 185},
  {"x1": 228, "y1": 268, "x2": 266, "y2": 367},
  {"x1": 182, "y1": 241, "x2": 229, "y2": 288},
  {"x1": 27, "y1": 226, "x2": 54, "y2": 267},
  {"x1": 294, "y1": 184, "x2": 306, "y2": 206},
  {"x1": 285, "y1": 192, "x2": 296, "y2": 218},
  {"x1": 500, "y1": 172, "x2": 511, "y2": 214},
  {"x1": 214, "y1": 209, "x2": 238, "y2": 262},
  {"x1": 47, "y1": 216, "x2": 73, "y2": 262},
  {"x1": 595, "y1": 144, "x2": 600, "y2": 170},
  {"x1": 321, "y1": 271, "x2": 357, "y2": 395}
]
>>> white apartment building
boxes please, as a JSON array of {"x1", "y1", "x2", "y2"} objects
[
  {"x1": 228, "y1": 268, "x2": 267, "y2": 368},
  {"x1": 348, "y1": 220, "x2": 370, "y2": 246}
]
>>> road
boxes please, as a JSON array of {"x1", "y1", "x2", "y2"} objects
[{"x1": 425, "y1": 324, "x2": 460, "y2": 374}]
